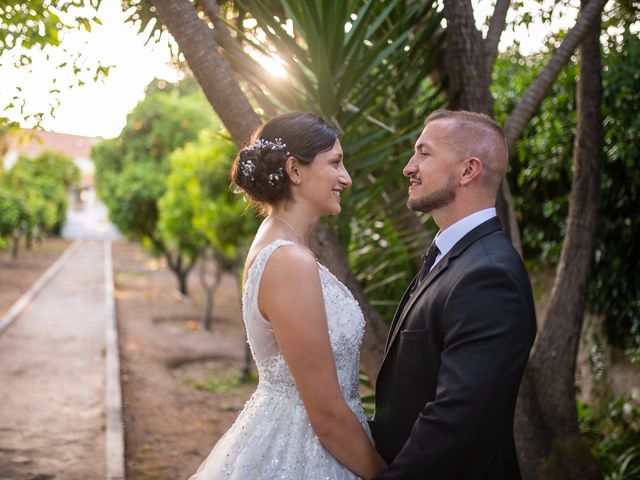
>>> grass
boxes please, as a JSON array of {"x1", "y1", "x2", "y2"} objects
[{"x1": 181, "y1": 365, "x2": 258, "y2": 394}]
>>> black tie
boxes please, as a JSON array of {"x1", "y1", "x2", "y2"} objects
[{"x1": 416, "y1": 242, "x2": 440, "y2": 286}]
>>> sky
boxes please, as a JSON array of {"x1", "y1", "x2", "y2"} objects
[
  {"x1": 0, "y1": 1, "x2": 580, "y2": 140},
  {"x1": 0, "y1": 1, "x2": 178, "y2": 139}
]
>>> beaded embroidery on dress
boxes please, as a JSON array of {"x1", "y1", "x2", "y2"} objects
[{"x1": 189, "y1": 240, "x2": 369, "y2": 479}]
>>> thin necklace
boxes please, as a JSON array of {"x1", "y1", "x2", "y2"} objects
[{"x1": 270, "y1": 214, "x2": 308, "y2": 247}]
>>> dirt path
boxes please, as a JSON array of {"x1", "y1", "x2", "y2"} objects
[
  {"x1": 0, "y1": 241, "x2": 107, "y2": 480},
  {"x1": 113, "y1": 242, "x2": 255, "y2": 479},
  {"x1": 0, "y1": 239, "x2": 71, "y2": 319}
]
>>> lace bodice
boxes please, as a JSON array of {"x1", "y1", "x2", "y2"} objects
[
  {"x1": 242, "y1": 239, "x2": 365, "y2": 404},
  {"x1": 189, "y1": 239, "x2": 368, "y2": 479}
]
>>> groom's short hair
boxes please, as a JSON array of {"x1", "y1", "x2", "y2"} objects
[{"x1": 425, "y1": 110, "x2": 508, "y2": 194}]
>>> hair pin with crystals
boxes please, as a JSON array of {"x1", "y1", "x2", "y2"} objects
[
  {"x1": 240, "y1": 158, "x2": 256, "y2": 180},
  {"x1": 248, "y1": 137, "x2": 289, "y2": 155},
  {"x1": 268, "y1": 168, "x2": 285, "y2": 186}
]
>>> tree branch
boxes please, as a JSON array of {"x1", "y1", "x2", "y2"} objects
[
  {"x1": 503, "y1": 0, "x2": 607, "y2": 150},
  {"x1": 484, "y1": 0, "x2": 510, "y2": 78}
]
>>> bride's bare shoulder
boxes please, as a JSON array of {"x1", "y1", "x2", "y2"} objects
[
  {"x1": 267, "y1": 242, "x2": 315, "y2": 269},
  {"x1": 244, "y1": 238, "x2": 314, "y2": 282},
  {"x1": 258, "y1": 240, "x2": 316, "y2": 281}
]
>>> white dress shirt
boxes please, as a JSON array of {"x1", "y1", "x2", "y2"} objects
[{"x1": 430, "y1": 208, "x2": 497, "y2": 271}]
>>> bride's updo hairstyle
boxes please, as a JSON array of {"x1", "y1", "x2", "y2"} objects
[{"x1": 232, "y1": 112, "x2": 339, "y2": 206}]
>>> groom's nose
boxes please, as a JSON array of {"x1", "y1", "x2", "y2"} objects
[{"x1": 403, "y1": 155, "x2": 418, "y2": 177}]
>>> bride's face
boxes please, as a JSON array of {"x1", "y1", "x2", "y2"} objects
[{"x1": 297, "y1": 139, "x2": 351, "y2": 216}]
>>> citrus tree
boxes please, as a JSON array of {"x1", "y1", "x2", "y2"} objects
[
  {"x1": 159, "y1": 127, "x2": 260, "y2": 378},
  {"x1": 0, "y1": 187, "x2": 24, "y2": 251},
  {"x1": 159, "y1": 128, "x2": 259, "y2": 328},
  {"x1": 2, "y1": 150, "x2": 79, "y2": 255},
  {"x1": 93, "y1": 78, "x2": 214, "y2": 294}
]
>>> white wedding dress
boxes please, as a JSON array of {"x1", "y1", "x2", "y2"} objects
[{"x1": 189, "y1": 240, "x2": 370, "y2": 479}]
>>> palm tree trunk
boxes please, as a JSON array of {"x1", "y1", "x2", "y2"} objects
[
  {"x1": 153, "y1": 0, "x2": 389, "y2": 381},
  {"x1": 152, "y1": 0, "x2": 260, "y2": 146},
  {"x1": 515, "y1": 0, "x2": 603, "y2": 476}
]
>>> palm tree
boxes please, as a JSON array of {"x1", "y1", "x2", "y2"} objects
[{"x1": 146, "y1": 0, "x2": 447, "y2": 379}]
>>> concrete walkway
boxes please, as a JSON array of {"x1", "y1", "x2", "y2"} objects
[{"x1": 0, "y1": 240, "x2": 119, "y2": 480}]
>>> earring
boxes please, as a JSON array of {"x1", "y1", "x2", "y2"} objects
[{"x1": 294, "y1": 178, "x2": 302, "y2": 185}]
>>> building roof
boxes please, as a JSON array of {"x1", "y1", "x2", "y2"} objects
[{"x1": 9, "y1": 130, "x2": 99, "y2": 159}]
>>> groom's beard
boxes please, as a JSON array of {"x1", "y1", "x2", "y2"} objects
[{"x1": 407, "y1": 176, "x2": 456, "y2": 213}]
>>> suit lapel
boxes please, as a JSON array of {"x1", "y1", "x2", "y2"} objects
[
  {"x1": 383, "y1": 255, "x2": 452, "y2": 359},
  {"x1": 384, "y1": 276, "x2": 418, "y2": 354},
  {"x1": 381, "y1": 217, "x2": 503, "y2": 363}
]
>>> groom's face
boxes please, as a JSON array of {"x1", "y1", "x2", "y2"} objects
[{"x1": 403, "y1": 120, "x2": 459, "y2": 213}]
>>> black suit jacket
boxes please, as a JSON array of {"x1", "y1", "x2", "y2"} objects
[{"x1": 372, "y1": 217, "x2": 536, "y2": 479}]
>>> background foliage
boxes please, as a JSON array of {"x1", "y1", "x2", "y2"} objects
[
  {"x1": 0, "y1": 150, "x2": 80, "y2": 252},
  {"x1": 492, "y1": 30, "x2": 640, "y2": 356},
  {"x1": 93, "y1": 77, "x2": 213, "y2": 254}
]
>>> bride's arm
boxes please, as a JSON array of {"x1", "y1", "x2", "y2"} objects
[{"x1": 260, "y1": 245, "x2": 386, "y2": 479}]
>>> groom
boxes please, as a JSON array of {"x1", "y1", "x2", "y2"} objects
[{"x1": 371, "y1": 110, "x2": 536, "y2": 479}]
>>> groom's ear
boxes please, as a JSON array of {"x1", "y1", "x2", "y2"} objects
[{"x1": 459, "y1": 157, "x2": 483, "y2": 186}]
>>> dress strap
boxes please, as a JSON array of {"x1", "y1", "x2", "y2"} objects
[
  {"x1": 242, "y1": 239, "x2": 296, "y2": 364},
  {"x1": 244, "y1": 240, "x2": 295, "y2": 296}
]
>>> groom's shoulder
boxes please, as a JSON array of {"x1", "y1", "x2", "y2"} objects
[
  {"x1": 460, "y1": 229, "x2": 527, "y2": 277},
  {"x1": 474, "y1": 231, "x2": 532, "y2": 294}
]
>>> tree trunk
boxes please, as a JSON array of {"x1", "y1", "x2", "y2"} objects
[
  {"x1": 199, "y1": 252, "x2": 223, "y2": 331},
  {"x1": 494, "y1": 0, "x2": 607, "y2": 260},
  {"x1": 166, "y1": 251, "x2": 196, "y2": 296},
  {"x1": 152, "y1": 0, "x2": 260, "y2": 146},
  {"x1": 240, "y1": 341, "x2": 253, "y2": 382},
  {"x1": 234, "y1": 267, "x2": 254, "y2": 382},
  {"x1": 502, "y1": 0, "x2": 607, "y2": 151},
  {"x1": 154, "y1": 0, "x2": 389, "y2": 382},
  {"x1": 311, "y1": 223, "x2": 388, "y2": 381},
  {"x1": 11, "y1": 235, "x2": 19, "y2": 259},
  {"x1": 443, "y1": 0, "x2": 606, "y2": 255},
  {"x1": 177, "y1": 268, "x2": 189, "y2": 296},
  {"x1": 443, "y1": 0, "x2": 493, "y2": 115},
  {"x1": 515, "y1": 0, "x2": 603, "y2": 477},
  {"x1": 484, "y1": 0, "x2": 510, "y2": 78},
  {"x1": 443, "y1": 0, "x2": 607, "y2": 476},
  {"x1": 442, "y1": 0, "x2": 522, "y2": 253},
  {"x1": 203, "y1": 286, "x2": 214, "y2": 330}
]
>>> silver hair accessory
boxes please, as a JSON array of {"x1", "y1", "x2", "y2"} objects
[
  {"x1": 249, "y1": 137, "x2": 289, "y2": 155},
  {"x1": 240, "y1": 158, "x2": 256, "y2": 180},
  {"x1": 268, "y1": 168, "x2": 285, "y2": 186}
]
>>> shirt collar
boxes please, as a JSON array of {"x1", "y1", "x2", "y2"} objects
[{"x1": 433, "y1": 208, "x2": 497, "y2": 266}]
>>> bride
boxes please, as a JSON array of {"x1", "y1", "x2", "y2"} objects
[{"x1": 188, "y1": 112, "x2": 386, "y2": 479}]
